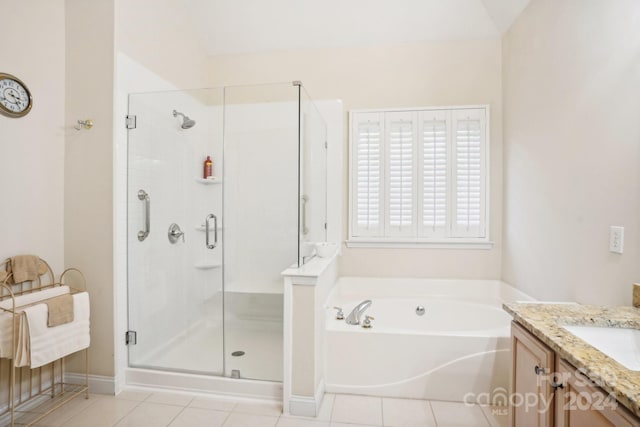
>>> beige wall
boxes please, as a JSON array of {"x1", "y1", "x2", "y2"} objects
[
  {"x1": 502, "y1": 0, "x2": 640, "y2": 305},
  {"x1": 63, "y1": 0, "x2": 209, "y2": 380},
  {"x1": 115, "y1": 0, "x2": 208, "y2": 89},
  {"x1": 65, "y1": 0, "x2": 116, "y2": 376},
  {"x1": 1, "y1": 0, "x2": 66, "y2": 273},
  {"x1": 207, "y1": 39, "x2": 504, "y2": 279}
]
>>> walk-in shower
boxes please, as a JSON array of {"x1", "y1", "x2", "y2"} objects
[{"x1": 126, "y1": 82, "x2": 327, "y2": 387}]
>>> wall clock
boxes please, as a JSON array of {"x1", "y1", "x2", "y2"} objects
[{"x1": 0, "y1": 72, "x2": 33, "y2": 118}]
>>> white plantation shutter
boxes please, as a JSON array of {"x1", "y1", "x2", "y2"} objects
[
  {"x1": 351, "y1": 113, "x2": 384, "y2": 236},
  {"x1": 349, "y1": 106, "x2": 488, "y2": 245},
  {"x1": 452, "y1": 109, "x2": 486, "y2": 237},
  {"x1": 385, "y1": 112, "x2": 416, "y2": 236},
  {"x1": 418, "y1": 111, "x2": 449, "y2": 237}
]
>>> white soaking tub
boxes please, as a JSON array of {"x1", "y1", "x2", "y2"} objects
[{"x1": 324, "y1": 277, "x2": 533, "y2": 402}]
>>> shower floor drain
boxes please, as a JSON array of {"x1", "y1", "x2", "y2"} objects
[{"x1": 231, "y1": 351, "x2": 245, "y2": 357}]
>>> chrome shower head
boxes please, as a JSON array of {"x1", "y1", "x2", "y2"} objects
[{"x1": 172, "y1": 110, "x2": 196, "y2": 129}]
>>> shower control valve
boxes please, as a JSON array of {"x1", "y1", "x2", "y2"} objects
[
  {"x1": 362, "y1": 315, "x2": 375, "y2": 329},
  {"x1": 168, "y1": 223, "x2": 185, "y2": 244},
  {"x1": 333, "y1": 306, "x2": 344, "y2": 320}
]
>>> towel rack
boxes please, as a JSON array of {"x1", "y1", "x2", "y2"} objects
[{"x1": 0, "y1": 257, "x2": 89, "y2": 427}]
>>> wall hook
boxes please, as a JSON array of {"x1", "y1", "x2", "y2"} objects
[{"x1": 74, "y1": 119, "x2": 93, "y2": 131}]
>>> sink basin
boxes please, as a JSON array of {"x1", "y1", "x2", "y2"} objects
[{"x1": 562, "y1": 325, "x2": 640, "y2": 371}]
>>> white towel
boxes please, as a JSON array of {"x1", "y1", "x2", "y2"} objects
[
  {"x1": 0, "y1": 286, "x2": 71, "y2": 358},
  {"x1": 0, "y1": 286, "x2": 70, "y2": 311},
  {"x1": 15, "y1": 292, "x2": 90, "y2": 368}
]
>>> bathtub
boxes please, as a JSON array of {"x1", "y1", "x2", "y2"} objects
[{"x1": 324, "y1": 277, "x2": 533, "y2": 402}]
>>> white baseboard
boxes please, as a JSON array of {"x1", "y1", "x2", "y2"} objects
[
  {"x1": 66, "y1": 368, "x2": 285, "y2": 400},
  {"x1": 289, "y1": 379, "x2": 325, "y2": 417},
  {"x1": 289, "y1": 395, "x2": 318, "y2": 417},
  {"x1": 65, "y1": 372, "x2": 117, "y2": 395}
]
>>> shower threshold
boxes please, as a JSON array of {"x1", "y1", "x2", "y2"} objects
[{"x1": 125, "y1": 367, "x2": 282, "y2": 400}]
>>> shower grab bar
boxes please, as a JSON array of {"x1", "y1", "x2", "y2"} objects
[
  {"x1": 206, "y1": 214, "x2": 217, "y2": 249},
  {"x1": 301, "y1": 195, "x2": 309, "y2": 236},
  {"x1": 137, "y1": 189, "x2": 150, "y2": 241}
]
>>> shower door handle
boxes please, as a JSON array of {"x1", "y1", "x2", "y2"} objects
[
  {"x1": 138, "y1": 189, "x2": 150, "y2": 241},
  {"x1": 206, "y1": 214, "x2": 217, "y2": 249},
  {"x1": 301, "y1": 195, "x2": 309, "y2": 236}
]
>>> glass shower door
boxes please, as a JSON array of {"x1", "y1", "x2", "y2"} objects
[
  {"x1": 127, "y1": 89, "x2": 225, "y2": 375},
  {"x1": 222, "y1": 83, "x2": 300, "y2": 381}
]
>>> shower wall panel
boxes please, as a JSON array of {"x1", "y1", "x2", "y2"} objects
[{"x1": 223, "y1": 102, "x2": 298, "y2": 295}]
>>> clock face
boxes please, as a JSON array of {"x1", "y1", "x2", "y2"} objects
[{"x1": 0, "y1": 73, "x2": 33, "y2": 118}]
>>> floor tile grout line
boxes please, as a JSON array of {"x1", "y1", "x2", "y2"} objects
[
  {"x1": 217, "y1": 407, "x2": 233, "y2": 427},
  {"x1": 478, "y1": 404, "x2": 493, "y2": 427},
  {"x1": 53, "y1": 393, "x2": 104, "y2": 426},
  {"x1": 329, "y1": 394, "x2": 336, "y2": 423},
  {"x1": 39, "y1": 393, "x2": 500, "y2": 426},
  {"x1": 165, "y1": 403, "x2": 189, "y2": 427},
  {"x1": 426, "y1": 400, "x2": 438, "y2": 427},
  {"x1": 108, "y1": 398, "x2": 144, "y2": 427},
  {"x1": 479, "y1": 405, "x2": 500, "y2": 427}
]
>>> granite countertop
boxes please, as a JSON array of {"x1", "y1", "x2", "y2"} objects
[{"x1": 503, "y1": 302, "x2": 640, "y2": 417}]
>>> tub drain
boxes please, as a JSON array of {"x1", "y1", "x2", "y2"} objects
[{"x1": 231, "y1": 350, "x2": 245, "y2": 357}]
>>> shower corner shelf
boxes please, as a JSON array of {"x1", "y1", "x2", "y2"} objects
[
  {"x1": 195, "y1": 225, "x2": 223, "y2": 232},
  {"x1": 194, "y1": 263, "x2": 222, "y2": 270},
  {"x1": 195, "y1": 177, "x2": 221, "y2": 185}
]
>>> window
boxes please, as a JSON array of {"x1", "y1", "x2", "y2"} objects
[{"x1": 348, "y1": 106, "x2": 490, "y2": 247}]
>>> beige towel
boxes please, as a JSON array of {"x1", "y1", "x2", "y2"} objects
[
  {"x1": 46, "y1": 294, "x2": 74, "y2": 327},
  {"x1": 10, "y1": 255, "x2": 40, "y2": 283}
]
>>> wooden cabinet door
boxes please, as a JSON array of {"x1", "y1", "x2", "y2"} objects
[
  {"x1": 555, "y1": 359, "x2": 640, "y2": 427},
  {"x1": 511, "y1": 321, "x2": 555, "y2": 427}
]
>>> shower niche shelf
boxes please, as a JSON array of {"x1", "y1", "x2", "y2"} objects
[
  {"x1": 194, "y1": 263, "x2": 222, "y2": 270},
  {"x1": 195, "y1": 177, "x2": 221, "y2": 185},
  {"x1": 195, "y1": 225, "x2": 223, "y2": 232}
]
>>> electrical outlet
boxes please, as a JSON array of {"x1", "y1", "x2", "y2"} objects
[{"x1": 609, "y1": 226, "x2": 624, "y2": 254}]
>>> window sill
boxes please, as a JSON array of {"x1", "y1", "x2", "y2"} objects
[{"x1": 345, "y1": 239, "x2": 494, "y2": 250}]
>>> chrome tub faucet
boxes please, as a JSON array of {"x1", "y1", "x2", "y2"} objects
[{"x1": 345, "y1": 299, "x2": 372, "y2": 325}]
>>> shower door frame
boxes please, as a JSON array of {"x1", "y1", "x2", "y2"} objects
[{"x1": 125, "y1": 89, "x2": 225, "y2": 378}]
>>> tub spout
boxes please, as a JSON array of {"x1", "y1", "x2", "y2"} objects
[{"x1": 345, "y1": 300, "x2": 372, "y2": 325}]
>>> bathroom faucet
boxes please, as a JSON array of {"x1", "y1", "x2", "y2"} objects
[{"x1": 345, "y1": 300, "x2": 372, "y2": 325}]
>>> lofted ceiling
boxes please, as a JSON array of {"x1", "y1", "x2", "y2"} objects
[{"x1": 185, "y1": 0, "x2": 530, "y2": 56}]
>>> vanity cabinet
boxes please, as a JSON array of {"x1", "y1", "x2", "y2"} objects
[
  {"x1": 511, "y1": 321, "x2": 555, "y2": 427},
  {"x1": 511, "y1": 321, "x2": 640, "y2": 427},
  {"x1": 554, "y1": 359, "x2": 640, "y2": 427}
]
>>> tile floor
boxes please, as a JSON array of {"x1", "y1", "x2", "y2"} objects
[{"x1": 11, "y1": 390, "x2": 509, "y2": 427}]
